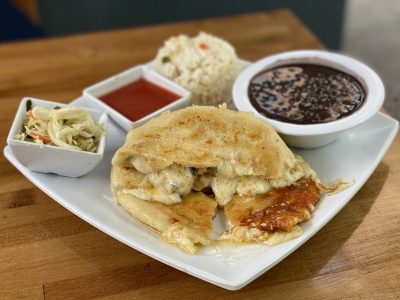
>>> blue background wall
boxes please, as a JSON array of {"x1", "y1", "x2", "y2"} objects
[
  {"x1": 0, "y1": 0, "x2": 346, "y2": 49},
  {"x1": 37, "y1": 0, "x2": 345, "y2": 49}
]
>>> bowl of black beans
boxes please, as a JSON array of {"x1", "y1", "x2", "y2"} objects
[{"x1": 233, "y1": 50, "x2": 385, "y2": 148}]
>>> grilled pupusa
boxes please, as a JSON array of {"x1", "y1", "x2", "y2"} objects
[{"x1": 111, "y1": 105, "x2": 347, "y2": 254}]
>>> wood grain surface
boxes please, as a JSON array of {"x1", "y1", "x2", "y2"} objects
[{"x1": 1, "y1": 10, "x2": 399, "y2": 299}]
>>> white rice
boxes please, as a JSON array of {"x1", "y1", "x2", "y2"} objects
[{"x1": 154, "y1": 32, "x2": 241, "y2": 105}]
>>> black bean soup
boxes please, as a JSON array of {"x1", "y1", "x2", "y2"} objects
[{"x1": 248, "y1": 64, "x2": 366, "y2": 124}]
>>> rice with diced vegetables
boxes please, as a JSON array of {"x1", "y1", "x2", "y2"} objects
[{"x1": 154, "y1": 32, "x2": 241, "y2": 105}]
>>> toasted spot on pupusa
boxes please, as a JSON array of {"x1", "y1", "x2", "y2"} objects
[{"x1": 221, "y1": 178, "x2": 320, "y2": 244}]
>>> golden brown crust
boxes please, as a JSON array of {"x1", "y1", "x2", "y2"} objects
[
  {"x1": 111, "y1": 165, "x2": 217, "y2": 254},
  {"x1": 112, "y1": 105, "x2": 296, "y2": 178},
  {"x1": 222, "y1": 179, "x2": 320, "y2": 244}
]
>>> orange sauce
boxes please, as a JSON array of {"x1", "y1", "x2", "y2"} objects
[{"x1": 240, "y1": 179, "x2": 320, "y2": 232}]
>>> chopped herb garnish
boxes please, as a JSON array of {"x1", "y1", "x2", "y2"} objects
[
  {"x1": 26, "y1": 99, "x2": 32, "y2": 112},
  {"x1": 169, "y1": 183, "x2": 178, "y2": 192},
  {"x1": 190, "y1": 167, "x2": 198, "y2": 176},
  {"x1": 162, "y1": 56, "x2": 171, "y2": 63},
  {"x1": 207, "y1": 167, "x2": 217, "y2": 177}
]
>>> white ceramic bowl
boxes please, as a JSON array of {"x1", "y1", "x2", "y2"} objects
[
  {"x1": 7, "y1": 97, "x2": 107, "y2": 177},
  {"x1": 84, "y1": 65, "x2": 191, "y2": 131},
  {"x1": 233, "y1": 50, "x2": 385, "y2": 148}
]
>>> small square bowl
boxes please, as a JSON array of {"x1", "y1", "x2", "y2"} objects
[
  {"x1": 7, "y1": 97, "x2": 107, "y2": 177},
  {"x1": 84, "y1": 65, "x2": 191, "y2": 131}
]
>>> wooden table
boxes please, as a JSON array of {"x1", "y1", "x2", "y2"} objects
[{"x1": 1, "y1": 10, "x2": 399, "y2": 299}]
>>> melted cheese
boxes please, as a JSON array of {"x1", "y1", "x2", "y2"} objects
[
  {"x1": 130, "y1": 155, "x2": 154, "y2": 174},
  {"x1": 236, "y1": 176, "x2": 270, "y2": 196},
  {"x1": 192, "y1": 174, "x2": 213, "y2": 191},
  {"x1": 220, "y1": 224, "x2": 303, "y2": 244},
  {"x1": 216, "y1": 159, "x2": 252, "y2": 178},
  {"x1": 211, "y1": 176, "x2": 238, "y2": 206},
  {"x1": 211, "y1": 156, "x2": 315, "y2": 205},
  {"x1": 127, "y1": 155, "x2": 315, "y2": 206},
  {"x1": 147, "y1": 164, "x2": 194, "y2": 195},
  {"x1": 269, "y1": 155, "x2": 316, "y2": 188}
]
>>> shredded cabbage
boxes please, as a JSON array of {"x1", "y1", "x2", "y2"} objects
[{"x1": 15, "y1": 106, "x2": 105, "y2": 152}]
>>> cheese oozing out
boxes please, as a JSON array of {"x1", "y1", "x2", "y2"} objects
[{"x1": 124, "y1": 155, "x2": 316, "y2": 206}]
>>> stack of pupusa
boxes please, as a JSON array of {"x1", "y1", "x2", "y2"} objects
[{"x1": 111, "y1": 105, "x2": 347, "y2": 254}]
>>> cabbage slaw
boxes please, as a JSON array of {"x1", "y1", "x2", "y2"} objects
[{"x1": 15, "y1": 105, "x2": 105, "y2": 152}]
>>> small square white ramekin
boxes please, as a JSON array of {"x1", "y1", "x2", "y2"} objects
[
  {"x1": 7, "y1": 97, "x2": 107, "y2": 177},
  {"x1": 83, "y1": 65, "x2": 191, "y2": 131}
]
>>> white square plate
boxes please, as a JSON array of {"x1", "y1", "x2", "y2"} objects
[{"x1": 3, "y1": 96, "x2": 398, "y2": 290}]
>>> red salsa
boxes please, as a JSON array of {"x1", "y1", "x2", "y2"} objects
[{"x1": 100, "y1": 78, "x2": 180, "y2": 121}]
